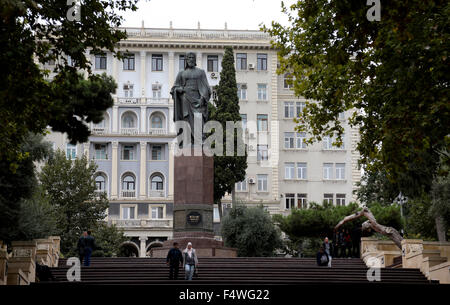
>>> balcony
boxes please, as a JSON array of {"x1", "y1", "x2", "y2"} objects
[
  {"x1": 92, "y1": 127, "x2": 109, "y2": 135},
  {"x1": 149, "y1": 128, "x2": 166, "y2": 135},
  {"x1": 120, "y1": 128, "x2": 139, "y2": 135},
  {"x1": 118, "y1": 97, "x2": 140, "y2": 105},
  {"x1": 149, "y1": 190, "x2": 165, "y2": 198},
  {"x1": 121, "y1": 190, "x2": 136, "y2": 198},
  {"x1": 146, "y1": 98, "x2": 169, "y2": 105},
  {"x1": 109, "y1": 219, "x2": 172, "y2": 228}
]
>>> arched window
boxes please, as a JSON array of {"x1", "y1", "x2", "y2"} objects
[
  {"x1": 122, "y1": 112, "x2": 136, "y2": 128},
  {"x1": 122, "y1": 175, "x2": 135, "y2": 190},
  {"x1": 95, "y1": 174, "x2": 106, "y2": 191},
  {"x1": 151, "y1": 114, "x2": 163, "y2": 129},
  {"x1": 150, "y1": 174, "x2": 164, "y2": 190}
]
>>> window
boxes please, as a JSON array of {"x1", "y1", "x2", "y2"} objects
[
  {"x1": 296, "y1": 102, "x2": 306, "y2": 117},
  {"x1": 285, "y1": 163, "x2": 295, "y2": 179},
  {"x1": 213, "y1": 207, "x2": 220, "y2": 222},
  {"x1": 66, "y1": 143, "x2": 77, "y2": 160},
  {"x1": 152, "y1": 82, "x2": 162, "y2": 99},
  {"x1": 237, "y1": 83, "x2": 247, "y2": 100},
  {"x1": 297, "y1": 162, "x2": 307, "y2": 179},
  {"x1": 323, "y1": 136, "x2": 332, "y2": 150},
  {"x1": 285, "y1": 193, "x2": 295, "y2": 209},
  {"x1": 179, "y1": 54, "x2": 186, "y2": 71},
  {"x1": 284, "y1": 102, "x2": 295, "y2": 118},
  {"x1": 151, "y1": 114, "x2": 163, "y2": 129},
  {"x1": 122, "y1": 206, "x2": 135, "y2": 219},
  {"x1": 122, "y1": 145, "x2": 135, "y2": 160},
  {"x1": 323, "y1": 163, "x2": 333, "y2": 179},
  {"x1": 257, "y1": 114, "x2": 268, "y2": 132},
  {"x1": 122, "y1": 175, "x2": 135, "y2": 191},
  {"x1": 67, "y1": 55, "x2": 75, "y2": 67},
  {"x1": 236, "y1": 53, "x2": 247, "y2": 70},
  {"x1": 257, "y1": 145, "x2": 268, "y2": 161},
  {"x1": 123, "y1": 83, "x2": 134, "y2": 97},
  {"x1": 296, "y1": 132, "x2": 307, "y2": 149},
  {"x1": 122, "y1": 113, "x2": 136, "y2": 128},
  {"x1": 284, "y1": 73, "x2": 293, "y2": 89},
  {"x1": 235, "y1": 179, "x2": 247, "y2": 192},
  {"x1": 257, "y1": 84, "x2": 267, "y2": 100},
  {"x1": 123, "y1": 53, "x2": 135, "y2": 70},
  {"x1": 324, "y1": 194, "x2": 333, "y2": 205},
  {"x1": 95, "y1": 175, "x2": 106, "y2": 192},
  {"x1": 95, "y1": 54, "x2": 107, "y2": 70},
  {"x1": 151, "y1": 206, "x2": 164, "y2": 219},
  {"x1": 297, "y1": 194, "x2": 307, "y2": 209},
  {"x1": 336, "y1": 194, "x2": 346, "y2": 206},
  {"x1": 151, "y1": 174, "x2": 164, "y2": 190},
  {"x1": 257, "y1": 53, "x2": 267, "y2": 70},
  {"x1": 240, "y1": 114, "x2": 247, "y2": 131},
  {"x1": 338, "y1": 112, "x2": 345, "y2": 120},
  {"x1": 284, "y1": 132, "x2": 295, "y2": 149},
  {"x1": 94, "y1": 144, "x2": 107, "y2": 160},
  {"x1": 151, "y1": 145, "x2": 162, "y2": 160},
  {"x1": 207, "y1": 55, "x2": 218, "y2": 72},
  {"x1": 336, "y1": 163, "x2": 346, "y2": 180},
  {"x1": 152, "y1": 54, "x2": 163, "y2": 71},
  {"x1": 257, "y1": 174, "x2": 268, "y2": 192}
]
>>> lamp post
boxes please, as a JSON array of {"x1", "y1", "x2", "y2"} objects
[{"x1": 394, "y1": 192, "x2": 407, "y2": 235}]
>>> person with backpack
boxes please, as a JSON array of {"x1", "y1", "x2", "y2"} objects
[
  {"x1": 76, "y1": 231, "x2": 87, "y2": 265},
  {"x1": 183, "y1": 242, "x2": 198, "y2": 280},
  {"x1": 316, "y1": 247, "x2": 329, "y2": 266},
  {"x1": 83, "y1": 230, "x2": 99, "y2": 266}
]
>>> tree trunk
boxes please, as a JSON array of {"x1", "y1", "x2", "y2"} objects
[
  {"x1": 435, "y1": 215, "x2": 447, "y2": 242},
  {"x1": 335, "y1": 207, "x2": 404, "y2": 249}
]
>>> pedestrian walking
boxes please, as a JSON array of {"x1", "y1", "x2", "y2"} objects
[
  {"x1": 166, "y1": 242, "x2": 183, "y2": 280},
  {"x1": 183, "y1": 242, "x2": 198, "y2": 280}
]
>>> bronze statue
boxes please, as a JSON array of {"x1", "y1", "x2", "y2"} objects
[{"x1": 170, "y1": 52, "x2": 211, "y2": 145}]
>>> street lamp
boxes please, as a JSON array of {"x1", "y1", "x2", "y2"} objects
[{"x1": 394, "y1": 192, "x2": 407, "y2": 235}]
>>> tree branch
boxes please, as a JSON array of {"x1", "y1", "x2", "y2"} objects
[{"x1": 335, "y1": 207, "x2": 403, "y2": 249}]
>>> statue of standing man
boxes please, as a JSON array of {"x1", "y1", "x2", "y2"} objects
[{"x1": 170, "y1": 52, "x2": 211, "y2": 147}]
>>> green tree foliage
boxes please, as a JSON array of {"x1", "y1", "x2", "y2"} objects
[
  {"x1": 264, "y1": 1, "x2": 450, "y2": 196},
  {"x1": 91, "y1": 222, "x2": 127, "y2": 258},
  {"x1": 404, "y1": 196, "x2": 437, "y2": 240},
  {"x1": 221, "y1": 205, "x2": 283, "y2": 257},
  {"x1": 0, "y1": 0, "x2": 138, "y2": 168},
  {"x1": 210, "y1": 46, "x2": 247, "y2": 217},
  {"x1": 356, "y1": 170, "x2": 400, "y2": 206},
  {"x1": 274, "y1": 202, "x2": 403, "y2": 247},
  {"x1": 39, "y1": 150, "x2": 109, "y2": 256},
  {"x1": 0, "y1": 133, "x2": 54, "y2": 243}
]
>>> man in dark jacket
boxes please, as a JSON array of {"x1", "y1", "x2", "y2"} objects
[
  {"x1": 77, "y1": 231, "x2": 87, "y2": 265},
  {"x1": 83, "y1": 230, "x2": 98, "y2": 266},
  {"x1": 166, "y1": 242, "x2": 183, "y2": 280}
]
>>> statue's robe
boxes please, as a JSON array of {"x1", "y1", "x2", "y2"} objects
[{"x1": 170, "y1": 67, "x2": 211, "y2": 141}]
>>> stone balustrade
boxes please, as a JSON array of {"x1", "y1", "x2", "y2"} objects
[
  {"x1": 360, "y1": 237, "x2": 450, "y2": 283},
  {"x1": 0, "y1": 241, "x2": 8, "y2": 285}
]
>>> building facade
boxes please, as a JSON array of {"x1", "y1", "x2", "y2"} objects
[{"x1": 44, "y1": 25, "x2": 360, "y2": 256}]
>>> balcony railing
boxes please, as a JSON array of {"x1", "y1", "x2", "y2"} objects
[
  {"x1": 109, "y1": 219, "x2": 172, "y2": 228},
  {"x1": 149, "y1": 128, "x2": 166, "y2": 135},
  {"x1": 146, "y1": 98, "x2": 169, "y2": 105},
  {"x1": 120, "y1": 128, "x2": 139, "y2": 135},
  {"x1": 121, "y1": 190, "x2": 136, "y2": 198},
  {"x1": 149, "y1": 190, "x2": 165, "y2": 198},
  {"x1": 92, "y1": 127, "x2": 109, "y2": 135},
  {"x1": 118, "y1": 97, "x2": 140, "y2": 104}
]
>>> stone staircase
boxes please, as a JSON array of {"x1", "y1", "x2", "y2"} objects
[{"x1": 33, "y1": 257, "x2": 435, "y2": 285}]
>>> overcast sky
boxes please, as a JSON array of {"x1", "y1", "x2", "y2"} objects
[{"x1": 120, "y1": 0, "x2": 295, "y2": 30}]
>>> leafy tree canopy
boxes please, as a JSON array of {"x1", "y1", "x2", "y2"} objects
[
  {"x1": 221, "y1": 205, "x2": 283, "y2": 257},
  {"x1": 0, "y1": 0, "x2": 138, "y2": 169},
  {"x1": 263, "y1": 0, "x2": 450, "y2": 195}
]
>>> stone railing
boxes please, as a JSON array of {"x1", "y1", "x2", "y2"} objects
[
  {"x1": 1, "y1": 236, "x2": 61, "y2": 285},
  {"x1": 360, "y1": 237, "x2": 450, "y2": 284},
  {"x1": 110, "y1": 219, "x2": 172, "y2": 228},
  {"x1": 120, "y1": 128, "x2": 139, "y2": 135},
  {"x1": 149, "y1": 128, "x2": 167, "y2": 135}
]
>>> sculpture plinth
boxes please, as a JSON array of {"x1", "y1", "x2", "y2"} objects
[{"x1": 152, "y1": 148, "x2": 237, "y2": 258}]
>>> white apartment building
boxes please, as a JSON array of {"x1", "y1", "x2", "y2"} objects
[{"x1": 44, "y1": 25, "x2": 360, "y2": 256}]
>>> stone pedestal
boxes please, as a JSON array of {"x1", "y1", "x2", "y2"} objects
[
  {"x1": 0, "y1": 241, "x2": 8, "y2": 285},
  {"x1": 153, "y1": 149, "x2": 237, "y2": 258},
  {"x1": 7, "y1": 240, "x2": 37, "y2": 284}
]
